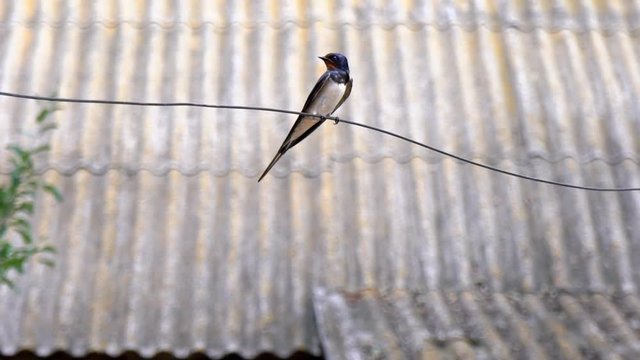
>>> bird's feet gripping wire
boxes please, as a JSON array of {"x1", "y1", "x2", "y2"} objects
[{"x1": 320, "y1": 115, "x2": 340, "y2": 124}]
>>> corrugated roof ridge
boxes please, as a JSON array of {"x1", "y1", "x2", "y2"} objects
[
  {"x1": 314, "y1": 286, "x2": 639, "y2": 298},
  {"x1": 3, "y1": 20, "x2": 640, "y2": 35},
  {"x1": 0, "y1": 155, "x2": 637, "y2": 177}
]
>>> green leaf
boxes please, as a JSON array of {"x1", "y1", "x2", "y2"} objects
[
  {"x1": 10, "y1": 175, "x2": 23, "y2": 189},
  {"x1": 0, "y1": 102, "x2": 61, "y2": 288},
  {"x1": 0, "y1": 276, "x2": 14, "y2": 288},
  {"x1": 31, "y1": 144, "x2": 51, "y2": 154},
  {"x1": 11, "y1": 217, "x2": 31, "y2": 231},
  {"x1": 8, "y1": 157, "x2": 20, "y2": 169},
  {"x1": 0, "y1": 242, "x2": 11, "y2": 257},
  {"x1": 16, "y1": 228, "x2": 33, "y2": 244},
  {"x1": 23, "y1": 156, "x2": 33, "y2": 168},
  {"x1": 25, "y1": 179, "x2": 40, "y2": 192},
  {"x1": 8, "y1": 145, "x2": 28, "y2": 159},
  {"x1": 0, "y1": 189, "x2": 9, "y2": 210},
  {"x1": 38, "y1": 123, "x2": 58, "y2": 134},
  {"x1": 2, "y1": 257, "x2": 26, "y2": 273},
  {"x1": 40, "y1": 245, "x2": 56, "y2": 253},
  {"x1": 36, "y1": 109, "x2": 51, "y2": 123},
  {"x1": 15, "y1": 202, "x2": 34, "y2": 215},
  {"x1": 43, "y1": 184, "x2": 62, "y2": 202},
  {"x1": 38, "y1": 258, "x2": 55, "y2": 267},
  {"x1": 7, "y1": 144, "x2": 23, "y2": 153}
]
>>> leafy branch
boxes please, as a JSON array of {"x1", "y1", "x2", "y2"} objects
[{"x1": 0, "y1": 104, "x2": 62, "y2": 287}]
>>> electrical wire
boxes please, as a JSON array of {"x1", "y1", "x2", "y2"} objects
[{"x1": 1, "y1": 90, "x2": 638, "y2": 192}]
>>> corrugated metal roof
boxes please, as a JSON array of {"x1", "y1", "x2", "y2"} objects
[
  {"x1": 314, "y1": 288, "x2": 640, "y2": 359},
  {"x1": 0, "y1": 0, "x2": 639, "y2": 358}
]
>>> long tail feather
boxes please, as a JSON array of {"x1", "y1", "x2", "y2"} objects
[{"x1": 258, "y1": 151, "x2": 285, "y2": 182}]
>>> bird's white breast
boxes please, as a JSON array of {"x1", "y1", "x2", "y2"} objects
[
  {"x1": 309, "y1": 81, "x2": 346, "y2": 116},
  {"x1": 284, "y1": 81, "x2": 346, "y2": 147}
]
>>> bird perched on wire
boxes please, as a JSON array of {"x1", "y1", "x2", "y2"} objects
[{"x1": 258, "y1": 52, "x2": 353, "y2": 182}]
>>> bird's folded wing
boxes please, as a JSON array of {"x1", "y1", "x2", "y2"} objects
[{"x1": 282, "y1": 116, "x2": 323, "y2": 151}]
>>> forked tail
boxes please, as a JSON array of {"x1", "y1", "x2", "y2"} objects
[{"x1": 258, "y1": 151, "x2": 285, "y2": 182}]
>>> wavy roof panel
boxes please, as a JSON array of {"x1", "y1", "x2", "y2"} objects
[{"x1": 1, "y1": 1, "x2": 639, "y2": 358}]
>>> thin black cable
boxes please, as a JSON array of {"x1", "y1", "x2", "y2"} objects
[
  {"x1": 1, "y1": 90, "x2": 638, "y2": 192},
  {"x1": 0, "y1": 91, "x2": 308, "y2": 117},
  {"x1": 336, "y1": 118, "x2": 639, "y2": 192}
]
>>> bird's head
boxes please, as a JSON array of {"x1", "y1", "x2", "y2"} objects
[{"x1": 319, "y1": 53, "x2": 349, "y2": 72}]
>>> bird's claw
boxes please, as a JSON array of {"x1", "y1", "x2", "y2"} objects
[{"x1": 318, "y1": 115, "x2": 340, "y2": 124}]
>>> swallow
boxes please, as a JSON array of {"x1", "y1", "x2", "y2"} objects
[{"x1": 258, "y1": 52, "x2": 353, "y2": 182}]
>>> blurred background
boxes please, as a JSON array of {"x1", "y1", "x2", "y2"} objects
[{"x1": 1, "y1": 1, "x2": 640, "y2": 359}]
